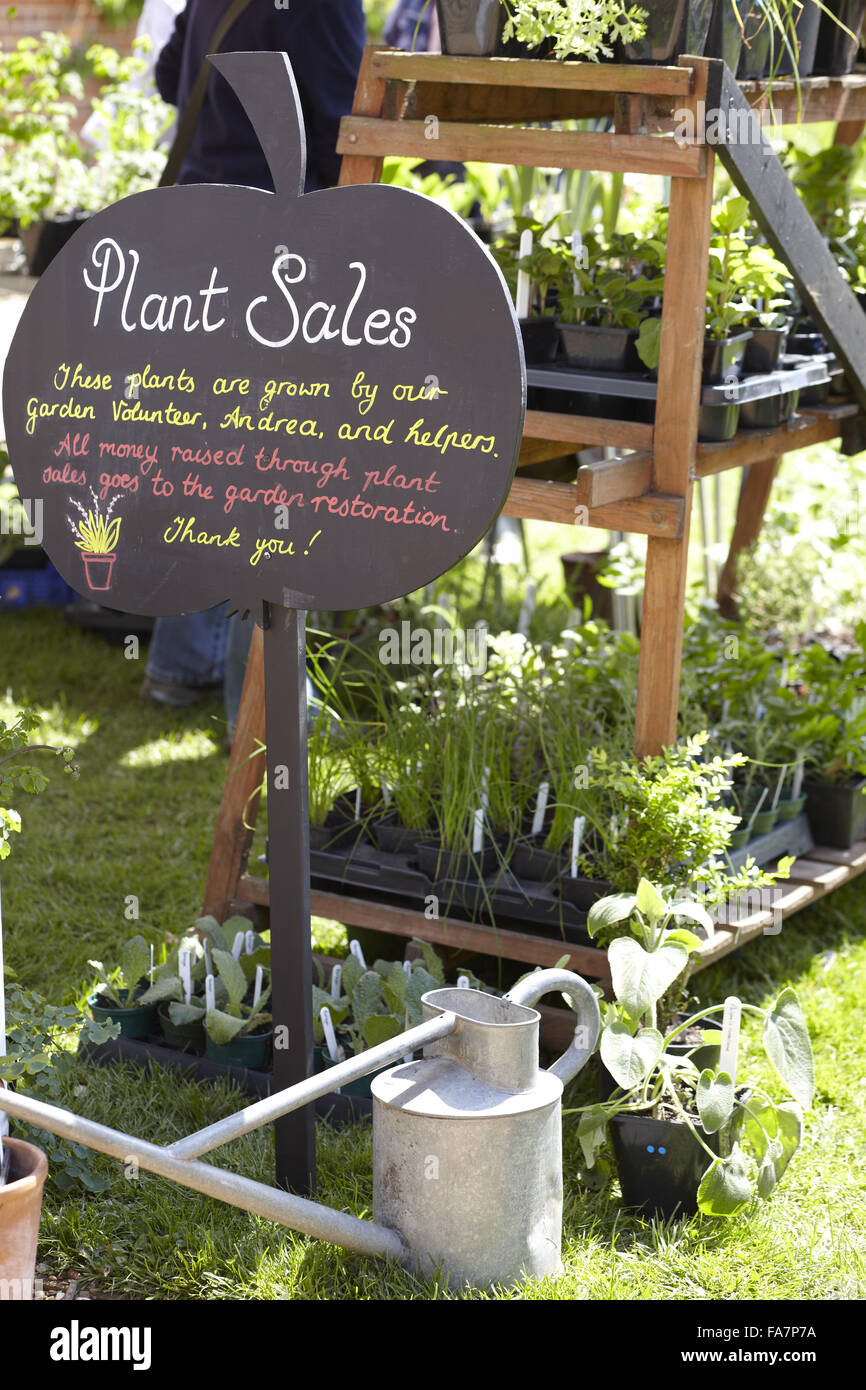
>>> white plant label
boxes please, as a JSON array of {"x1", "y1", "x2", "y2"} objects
[
  {"x1": 349, "y1": 939, "x2": 366, "y2": 969},
  {"x1": 330, "y1": 962, "x2": 342, "y2": 999},
  {"x1": 232, "y1": 930, "x2": 245, "y2": 961},
  {"x1": 472, "y1": 806, "x2": 484, "y2": 854},
  {"x1": 515, "y1": 228, "x2": 533, "y2": 317},
  {"x1": 531, "y1": 780, "x2": 550, "y2": 837},
  {"x1": 570, "y1": 815, "x2": 586, "y2": 879},
  {"x1": 720, "y1": 996, "x2": 741, "y2": 1083},
  {"x1": 320, "y1": 1005, "x2": 339, "y2": 1062},
  {"x1": 252, "y1": 965, "x2": 264, "y2": 1009},
  {"x1": 205, "y1": 973, "x2": 216, "y2": 1013},
  {"x1": 178, "y1": 947, "x2": 192, "y2": 1005}
]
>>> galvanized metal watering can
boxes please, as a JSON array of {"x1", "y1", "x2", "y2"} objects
[{"x1": 0, "y1": 969, "x2": 599, "y2": 1289}]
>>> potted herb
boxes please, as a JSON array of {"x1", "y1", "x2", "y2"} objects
[
  {"x1": 87, "y1": 936, "x2": 159, "y2": 1039},
  {"x1": 203, "y1": 948, "x2": 272, "y2": 1069},
  {"x1": 496, "y1": 215, "x2": 566, "y2": 363},
  {"x1": 797, "y1": 629, "x2": 866, "y2": 848},
  {"x1": 703, "y1": 196, "x2": 759, "y2": 382},
  {"x1": 557, "y1": 265, "x2": 650, "y2": 373},
  {"x1": 571, "y1": 879, "x2": 813, "y2": 1219},
  {"x1": 502, "y1": 0, "x2": 649, "y2": 59}
]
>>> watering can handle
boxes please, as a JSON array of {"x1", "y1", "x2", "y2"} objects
[{"x1": 505, "y1": 969, "x2": 601, "y2": 1086}]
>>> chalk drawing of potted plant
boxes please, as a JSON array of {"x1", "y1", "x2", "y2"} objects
[{"x1": 68, "y1": 492, "x2": 122, "y2": 591}]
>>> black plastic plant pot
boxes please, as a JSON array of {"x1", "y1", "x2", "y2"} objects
[
  {"x1": 803, "y1": 777, "x2": 866, "y2": 849},
  {"x1": 519, "y1": 316, "x2": 560, "y2": 365},
  {"x1": 739, "y1": 388, "x2": 799, "y2": 429},
  {"x1": 435, "y1": 0, "x2": 545, "y2": 56},
  {"x1": 815, "y1": 1, "x2": 866, "y2": 74},
  {"x1": 743, "y1": 326, "x2": 789, "y2": 374},
  {"x1": 558, "y1": 323, "x2": 633, "y2": 373},
  {"x1": 799, "y1": 376, "x2": 831, "y2": 406},
  {"x1": 511, "y1": 838, "x2": 562, "y2": 882},
  {"x1": 764, "y1": 0, "x2": 822, "y2": 76},
  {"x1": 205, "y1": 1028, "x2": 272, "y2": 1070},
  {"x1": 88, "y1": 990, "x2": 157, "y2": 1040},
  {"x1": 702, "y1": 331, "x2": 752, "y2": 384},
  {"x1": 314, "y1": 1045, "x2": 395, "y2": 1097},
  {"x1": 788, "y1": 329, "x2": 828, "y2": 355},
  {"x1": 610, "y1": 1114, "x2": 716, "y2": 1219},
  {"x1": 705, "y1": 0, "x2": 755, "y2": 69},
  {"x1": 558, "y1": 873, "x2": 616, "y2": 910},
  {"x1": 416, "y1": 839, "x2": 501, "y2": 882},
  {"x1": 372, "y1": 815, "x2": 428, "y2": 857},
  {"x1": 625, "y1": 0, "x2": 714, "y2": 62},
  {"x1": 157, "y1": 1002, "x2": 205, "y2": 1054},
  {"x1": 309, "y1": 821, "x2": 367, "y2": 854},
  {"x1": 698, "y1": 401, "x2": 740, "y2": 442},
  {"x1": 20, "y1": 214, "x2": 90, "y2": 277},
  {"x1": 436, "y1": 0, "x2": 502, "y2": 54},
  {"x1": 737, "y1": 1, "x2": 773, "y2": 77}
]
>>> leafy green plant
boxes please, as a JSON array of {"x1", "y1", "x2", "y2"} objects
[
  {"x1": 795, "y1": 625, "x2": 866, "y2": 784},
  {"x1": 87, "y1": 935, "x2": 152, "y2": 1009},
  {"x1": 204, "y1": 948, "x2": 271, "y2": 1046},
  {"x1": 0, "y1": 709, "x2": 77, "y2": 860},
  {"x1": 313, "y1": 941, "x2": 487, "y2": 1057},
  {"x1": 706, "y1": 196, "x2": 791, "y2": 341},
  {"x1": 0, "y1": 982, "x2": 119, "y2": 1192},
  {"x1": 569, "y1": 879, "x2": 813, "y2": 1217},
  {"x1": 502, "y1": 0, "x2": 648, "y2": 61}
]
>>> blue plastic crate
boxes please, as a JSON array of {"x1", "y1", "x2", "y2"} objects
[{"x1": 0, "y1": 562, "x2": 76, "y2": 610}]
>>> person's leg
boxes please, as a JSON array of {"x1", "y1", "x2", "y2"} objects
[
  {"x1": 143, "y1": 606, "x2": 230, "y2": 706},
  {"x1": 224, "y1": 610, "x2": 254, "y2": 735},
  {"x1": 223, "y1": 611, "x2": 325, "y2": 743}
]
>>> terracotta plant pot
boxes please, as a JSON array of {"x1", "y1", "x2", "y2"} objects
[
  {"x1": 0, "y1": 1136, "x2": 48, "y2": 1299},
  {"x1": 82, "y1": 553, "x2": 116, "y2": 591}
]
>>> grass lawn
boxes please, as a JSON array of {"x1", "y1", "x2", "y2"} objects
[{"x1": 1, "y1": 606, "x2": 865, "y2": 1300}]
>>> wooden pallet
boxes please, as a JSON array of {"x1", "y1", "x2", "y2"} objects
[{"x1": 688, "y1": 841, "x2": 866, "y2": 972}]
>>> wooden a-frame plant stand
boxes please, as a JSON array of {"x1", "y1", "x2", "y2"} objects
[{"x1": 202, "y1": 49, "x2": 866, "y2": 988}]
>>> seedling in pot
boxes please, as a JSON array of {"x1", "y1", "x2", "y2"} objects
[
  {"x1": 204, "y1": 949, "x2": 272, "y2": 1047},
  {"x1": 88, "y1": 935, "x2": 153, "y2": 1010},
  {"x1": 568, "y1": 879, "x2": 814, "y2": 1217}
]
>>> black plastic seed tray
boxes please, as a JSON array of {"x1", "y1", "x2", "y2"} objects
[
  {"x1": 305, "y1": 841, "x2": 592, "y2": 943},
  {"x1": 527, "y1": 355, "x2": 831, "y2": 406}
]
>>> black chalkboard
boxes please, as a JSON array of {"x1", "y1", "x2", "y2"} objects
[{"x1": 2, "y1": 51, "x2": 525, "y2": 616}]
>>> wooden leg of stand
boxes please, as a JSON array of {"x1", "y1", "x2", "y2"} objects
[
  {"x1": 634, "y1": 63, "x2": 714, "y2": 758},
  {"x1": 201, "y1": 622, "x2": 266, "y2": 920},
  {"x1": 717, "y1": 457, "x2": 780, "y2": 618}
]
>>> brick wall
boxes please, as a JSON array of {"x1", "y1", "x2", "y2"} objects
[{"x1": 0, "y1": 1, "x2": 137, "y2": 47}]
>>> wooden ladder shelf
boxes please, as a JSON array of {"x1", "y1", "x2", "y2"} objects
[{"x1": 201, "y1": 50, "x2": 866, "y2": 980}]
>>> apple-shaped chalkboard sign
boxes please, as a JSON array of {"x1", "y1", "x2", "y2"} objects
[{"x1": 2, "y1": 52, "x2": 525, "y2": 615}]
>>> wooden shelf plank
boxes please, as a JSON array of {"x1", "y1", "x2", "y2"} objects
[
  {"x1": 694, "y1": 406, "x2": 861, "y2": 476},
  {"x1": 786, "y1": 860, "x2": 851, "y2": 891},
  {"x1": 503, "y1": 476, "x2": 685, "y2": 536},
  {"x1": 369, "y1": 50, "x2": 695, "y2": 96},
  {"x1": 338, "y1": 117, "x2": 708, "y2": 177},
  {"x1": 524, "y1": 408, "x2": 653, "y2": 451},
  {"x1": 575, "y1": 451, "x2": 652, "y2": 508},
  {"x1": 809, "y1": 841, "x2": 866, "y2": 867}
]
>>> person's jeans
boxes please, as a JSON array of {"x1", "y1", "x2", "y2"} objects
[
  {"x1": 147, "y1": 606, "x2": 230, "y2": 688},
  {"x1": 148, "y1": 607, "x2": 316, "y2": 734}
]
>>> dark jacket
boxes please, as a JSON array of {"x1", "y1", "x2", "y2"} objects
[{"x1": 155, "y1": 0, "x2": 366, "y2": 192}]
